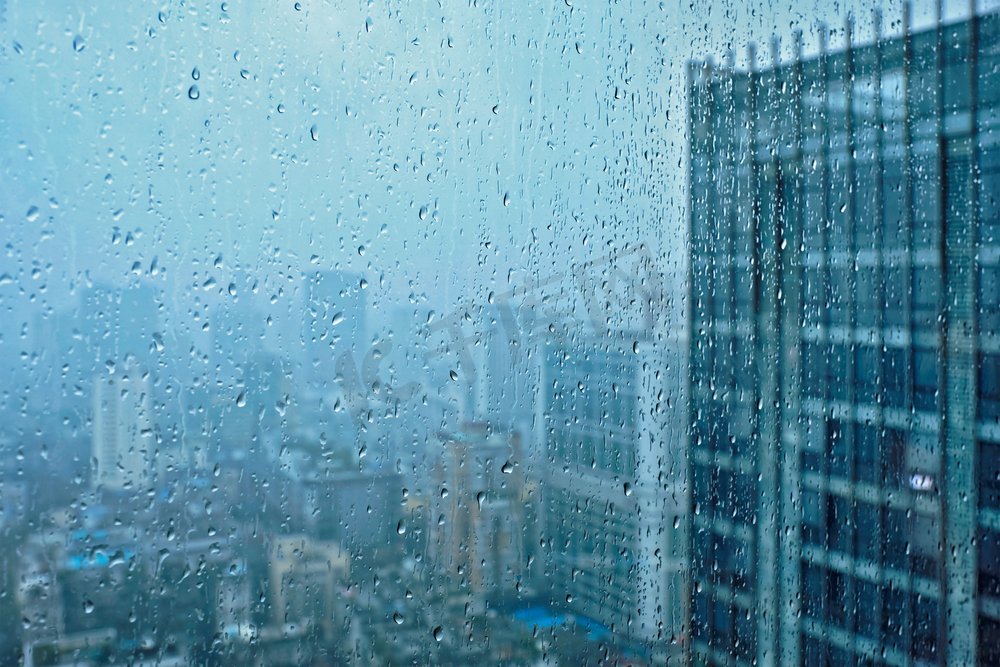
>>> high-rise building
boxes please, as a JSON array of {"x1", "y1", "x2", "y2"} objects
[
  {"x1": 428, "y1": 422, "x2": 529, "y2": 604},
  {"x1": 92, "y1": 365, "x2": 154, "y2": 491},
  {"x1": 267, "y1": 535, "x2": 349, "y2": 644},
  {"x1": 688, "y1": 10, "x2": 998, "y2": 665},
  {"x1": 472, "y1": 302, "x2": 541, "y2": 439},
  {"x1": 539, "y1": 330, "x2": 688, "y2": 657}
]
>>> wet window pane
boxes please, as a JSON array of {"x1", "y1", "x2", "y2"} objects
[{"x1": 2, "y1": 1, "x2": 998, "y2": 666}]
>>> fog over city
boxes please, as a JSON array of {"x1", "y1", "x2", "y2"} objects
[{"x1": 0, "y1": 0, "x2": 996, "y2": 665}]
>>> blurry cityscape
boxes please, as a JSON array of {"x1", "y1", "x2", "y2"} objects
[{"x1": 0, "y1": 6, "x2": 998, "y2": 667}]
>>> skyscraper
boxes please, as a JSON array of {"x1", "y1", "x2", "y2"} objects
[
  {"x1": 427, "y1": 423, "x2": 528, "y2": 603},
  {"x1": 540, "y1": 329, "x2": 688, "y2": 657},
  {"x1": 92, "y1": 365, "x2": 154, "y2": 491},
  {"x1": 688, "y1": 9, "x2": 997, "y2": 665}
]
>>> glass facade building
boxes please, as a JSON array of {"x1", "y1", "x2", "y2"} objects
[{"x1": 689, "y1": 10, "x2": 999, "y2": 666}]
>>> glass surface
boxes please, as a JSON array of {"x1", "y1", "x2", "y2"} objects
[{"x1": 0, "y1": 1, "x2": 998, "y2": 665}]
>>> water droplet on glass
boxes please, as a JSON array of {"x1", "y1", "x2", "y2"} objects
[
  {"x1": 623, "y1": 482, "x2": 633, "y2": 497},
  {"x1": 236, "y1": 391, "x2": 246, "y2": 408},
  {"x1": 418, "y1": 205, "x2": 429, "y2": 221},
  {"x1": 83, "y1": 600, "x2": 95, "y2": 614},
  {"x1": 188, "y1": 85, "x2": 200, "y2": 100},
  {"x1": 392, "y1": 611, "x2": 404, "y2": 625},
  {"x1": 310, "y1": 124, "x2": 319, "y2": 141},
  {"x1": 191, "y1": 67, "x2": 200, "y2": 80},
  {"x1": 396, "y1": 520, "x2": 406, "y2": 535},
  {"x1": 449, "y1": 369, "x2": 458, "y2": 381},
  {"x1": 432, "y1": 626, "x2": 443, "y2": 642},
  {"x1": 476, "y1": 492, "x2": 485, "y2": 510},
  {"x1": 501, "y1": 460, "x2": 514, "y2": 474},
  {"x1": 25, "y1": 206, "x2": 40, "y2": 222},
  {"x1": 503, "y1": 192, "x2": 511, "y2": 207},
  {"x1": 72, "y1": 36, "x2": 85, "y2": 53}
]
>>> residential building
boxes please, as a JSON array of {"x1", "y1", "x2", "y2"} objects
[
  {"x1": 540, "y1": 330, "x2": 688, "y2": 657},
  {"x1": 428, "y1": 422, "x2": 529, "y2": 604},
  {"x1": 92, "y1": 365, "x2": 154, "y2": 492}
]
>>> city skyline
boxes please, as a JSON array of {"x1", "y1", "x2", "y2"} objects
[{"x1": 1, "y1": 1, "x2": 998, "y2": 666}]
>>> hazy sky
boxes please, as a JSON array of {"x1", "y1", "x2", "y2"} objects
[{"x1": 0, "y1": 0, "x2": 991, "y2": 346}]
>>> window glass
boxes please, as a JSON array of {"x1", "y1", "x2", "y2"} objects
[{"x1": 3, "y1": 2, "x2": 996, "y2": 665}]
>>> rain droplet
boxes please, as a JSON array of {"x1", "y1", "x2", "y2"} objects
[
  {"x1": 503, "y1": 192, "x2": 511, "y2": 207},
  {"x1": 449, "y1": 369, "x2": 458, "y2": 381},
  {"x1": 396, "y1": 520, "x2": 406, "y2": 535},
  {"x1": 188, "y1": 85, "x2": 200, "y2": 100},
  {"x1": 623, "y1": 482, "x2": 633, "y2": 497},
  {"x1": 83, "y1": 600, "x2": 95, "y2": 614},
  {"x1": 310, "y1": 124, "x2": 319, "y2": 141},
  {"x1": 476, "y1": 492, "x2": 485, "y2": 510},
  {"x1": 418, "y1": 205, "x2": 429, "y2": 221},
  {"x1": 432, "y1": 626, "x2": 443, "y2": 642},
  {"x1": 72, "y1": 36, "x2": 86, "y2": 53},
  {"x1": 25, "y1": 206, "x2": 40, "y2": 222},
  {"x1": 501, "y1": 460, "x2": 514, "y2": 474},
  {"x1": 191, "y1": 67, "x2": 200, "y2": 80},
  {"x1": 392, "y1": 612, "x2": 404, "y2": 625},
  {"x1": 236, "y1": 391, "x2": 246, "y2": 407}
]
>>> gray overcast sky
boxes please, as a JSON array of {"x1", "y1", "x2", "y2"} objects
[{"x1": 0, "y1": 0, "x2": 991, "y2": 341}]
